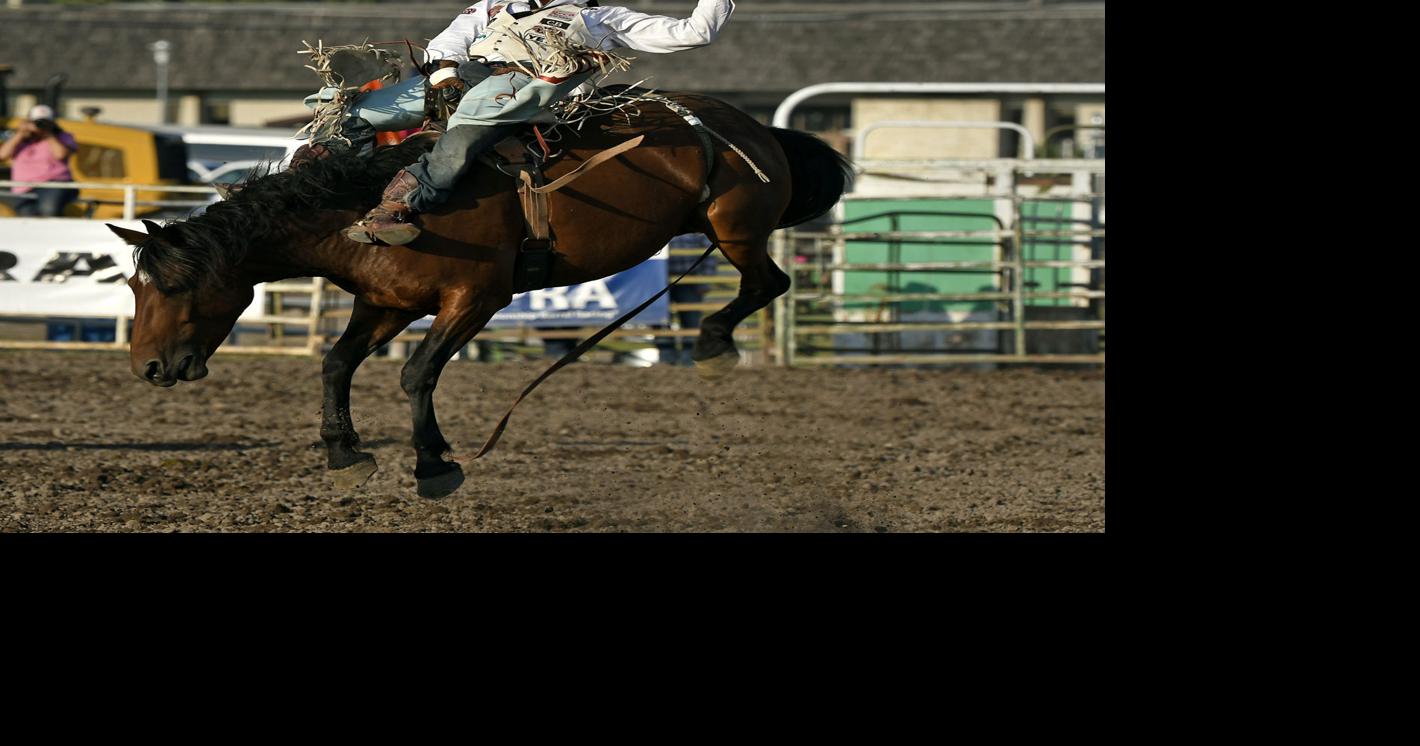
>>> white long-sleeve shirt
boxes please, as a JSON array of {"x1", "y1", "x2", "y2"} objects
[{"x1": 424, "y1": 0, "x2": 735, "y2": 63}]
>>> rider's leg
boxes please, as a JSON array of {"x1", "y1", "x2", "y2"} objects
[
  {"x1": 291, "y1": 76, "x2": 428, "y2": 169},
  {"x1": 288, "y1": 116, "x2": 377, "y2": 169},
  {"x1": 347, "y1": 71, "x2": 593, "y2": 246},
  {"x1": 399, "y1": 122, "x2": 517, "y2": 210},
  {"x1": 406, "y1": 71, "x2": 592, "y2": 210}
]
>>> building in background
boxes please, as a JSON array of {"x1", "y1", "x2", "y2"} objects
[{"x1": 0, "y1": 0, "x2": 1103, "y2": 157}]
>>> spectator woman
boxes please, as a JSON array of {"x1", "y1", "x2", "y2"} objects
[{"x1": 0, "y1": 105, "x2": 79, "y2": 217}]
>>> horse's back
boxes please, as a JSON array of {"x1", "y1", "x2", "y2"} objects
[{"x1": 419, "y1": 89, "x2": 790, "y2": 287}]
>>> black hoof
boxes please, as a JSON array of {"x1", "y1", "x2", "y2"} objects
[
  {"x1": 331, "y1": 454, "x2": 378, "y2": 490},
  {"x1": 691, "y1": 333, "x2": 735, "y2": 363},
  {"x1": 693, "y1": 349, "x2": 739, "y2": 380},
  {"x1": 417, "y1": 463, "x2": 465, "y2": 499}
]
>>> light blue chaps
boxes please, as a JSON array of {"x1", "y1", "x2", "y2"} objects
[{"x1": 306, "y1": 67, "x2": 592, "y2": 211}]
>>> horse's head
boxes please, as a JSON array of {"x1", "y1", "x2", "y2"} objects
[{"x1": 108, "y1": 222, "x2": 254, "y2": 387}]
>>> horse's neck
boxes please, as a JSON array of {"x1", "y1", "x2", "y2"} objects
[{"x1": 237, "y1": 212, "x2": 364, "y2": 285}]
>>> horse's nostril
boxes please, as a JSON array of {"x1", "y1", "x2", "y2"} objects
[
  {"x1": 175, "y1": 355, "x2": 193, "y2": 379},
  {"x1": 144, "y1": 360, "x2": 161, "y2": 380}
]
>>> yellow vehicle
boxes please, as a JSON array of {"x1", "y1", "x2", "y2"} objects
[{"x1": 1, "y1": 116, "x2": 189, "y2": 219}]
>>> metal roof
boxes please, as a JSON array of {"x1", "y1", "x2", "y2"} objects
[{"x1": 0, "y1": 1, "x2": 1104, "y2": 94}]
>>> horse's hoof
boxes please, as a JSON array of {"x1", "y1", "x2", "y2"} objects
[
  {"x1": 373, "y1": 224, "x2": 421, "y2": 246},
  {"x1": 331, "y1": 456, "x2": 378, "y2": 490},
  {"x1": 693, "y1": 349, "x2": 739, "y2": 380},
  {"x1": 417, "y1": 463, "x2": 465, "y2": 499}
]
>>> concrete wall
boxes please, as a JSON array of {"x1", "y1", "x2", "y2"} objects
[
  {"x1": 13, "y1": 92, "x2": 37, "y2": 118},
  {"x1": 57, "y1": 95, "x2": 164, "y2": 125},
  {"x1": 228, "y1": 99, "x2": 312, "y2": 128},
  {"x1": 177, "y1": 95, "x2": 202, "y2": 126},
  {"x1": 852, "y1": 97, "x2": 1003, "y2": 159},
  {"x1": 22, "y1": 92, "x2": 305, "y2": 128}
]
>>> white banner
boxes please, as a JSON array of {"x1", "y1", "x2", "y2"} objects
[{"x1": 0, "y1": 217, "x2": 266, "y2": 319}]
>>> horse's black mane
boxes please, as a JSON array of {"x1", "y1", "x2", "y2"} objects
[{"x1": 136, "y1": 137, "x2": 434, "y2": 293}]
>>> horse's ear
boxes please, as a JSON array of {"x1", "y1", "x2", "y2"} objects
[
  {"x1": 107, "y1": 224, "x2": 149, "y2": 246},
  {"x1": 142, "y1": 219, "x2": 164, "y2": 235},
  {"x1": 213, "y1": 183, "x2": 234, "y2": 200}
]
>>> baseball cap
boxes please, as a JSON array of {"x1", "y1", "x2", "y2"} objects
[{"x1": 28, "y1": 105, "x2": 55, "y2": 121}]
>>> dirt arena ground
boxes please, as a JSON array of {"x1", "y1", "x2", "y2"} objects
[{"x1": 0, "y1": 350, "x2": 1104, "y2": 532}]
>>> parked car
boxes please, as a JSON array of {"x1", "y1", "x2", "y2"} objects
[
  {"x1": 142, "y1": 124, "x2": 303, "y2": 172},
  {"x1": 145, "y1": 126, "x2": 302, "y2": 214},
  {"x1": 192, "y1": 160, "x2": 272, "y2": 186}
]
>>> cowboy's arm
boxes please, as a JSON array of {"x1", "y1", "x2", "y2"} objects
[
  {"x1": 589, "y1": 0, "x2": 735, "y2": 53},
  {"x1": 424, "y1": 2, "x2": 490, "y2": 66}
]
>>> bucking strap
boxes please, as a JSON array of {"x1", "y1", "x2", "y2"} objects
[
  {"x1": 517, "y1": 170, "x2": 550, "y2": 241},
  {"x1": 528, "y1": 135, "x2": 644, "y2": 194},
  {"x1": 482, "y1": 134, "x2": 645, "y2": 224}
]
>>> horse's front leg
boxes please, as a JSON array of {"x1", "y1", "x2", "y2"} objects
[
  {"x1": 322, "y1": 299, "x2": 420, "y2": 489},
  {"x1": 400, "y1": 295, "x2": 505, "y2": 498}
]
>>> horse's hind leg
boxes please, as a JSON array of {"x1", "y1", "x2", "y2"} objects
[
  {"x1": 691, "y1": 231, "x2": 790, "y2": 379},
  {"x1": 321, "y1": 299, "x2": 420, "y2": 490},
  {"x1": 400, "y1": 294, "x2": 507, "y2": 498}
]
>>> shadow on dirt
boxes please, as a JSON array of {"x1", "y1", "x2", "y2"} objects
[{"x1": 0, "y1": 441, "x2": 276, "y2": 452}]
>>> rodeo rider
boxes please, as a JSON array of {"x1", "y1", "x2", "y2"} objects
[{"x1": 293, "y1": 0, "x2": 736, "y2": 247}]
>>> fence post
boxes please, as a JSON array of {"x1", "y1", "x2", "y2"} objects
[
  {"x1": 306, "y1": 276, "x2": 325, "y2": 355},
  {"x1": 272, "y1": 289, "x2": 284, "y2": 345},
  {"x1": 784, "y1": 229, "x2": 797, "y2": 367},
  {"x1": 1072, "y1": 169, "x2": 1091, "y2": 195},
  {"x1": 122, "y1": 186, "x2": 136, "y2": 221},
  {"x1": 992, "y1": 162, "x2": 1015, "y2": 198},
  {"x1": 1011, "y1": 188, "x2": 1027, "y2": 358},
  {"x1": 1000, "y1": 163, "x2": 1021, "y2": 357},
  {"x1": 772, "y1": 229, "x2": 789, "y2": 366}
]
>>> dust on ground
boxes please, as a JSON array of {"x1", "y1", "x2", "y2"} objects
[{"x1": 0, "y1": 350, "x2": 1103, "y2": 532}]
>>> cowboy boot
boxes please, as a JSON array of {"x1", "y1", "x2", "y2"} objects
[
  {"x1": 287, "y1": 142, "x2": 333, "y2": 171},
  {"x1": 346, "y1": 169, "x2": 422, "y2": 246},
  {"x1": 288, "y1": 116, "x2": 377, "y2": 172}
]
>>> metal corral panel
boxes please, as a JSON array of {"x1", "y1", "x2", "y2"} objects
[
  {"x1": 1021, "y1": 199, "x2": 1095, "y2": 308},
  {"x1": 842, "y1": 199, "x2": 1001, "y2": 313},
  {"x1": 838, "y1": 199, "x2": 1003, "y2": 355}
]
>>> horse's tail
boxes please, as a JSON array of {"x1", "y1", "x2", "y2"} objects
[{"x1": 769, "y1": 127, "x2": 855, "y2": 229}]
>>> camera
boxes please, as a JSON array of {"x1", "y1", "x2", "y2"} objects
[{"x1": 33, "y1": 119, "x2": 58, "y2": 134}]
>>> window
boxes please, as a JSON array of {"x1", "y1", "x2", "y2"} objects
[
  {"x1": 791, "y1": 106, "x2": 850, "y2": 135},
  {"x1": 203, "y1": 99, "x2": 232, "y2": 126},
  {"x1": 74, "y1": 143, "x2": 126, "y2": 179}
]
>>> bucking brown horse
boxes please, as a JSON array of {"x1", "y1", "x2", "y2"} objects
[{"x1": 107, "y1": 92, "x2": 851, "y2": 498}]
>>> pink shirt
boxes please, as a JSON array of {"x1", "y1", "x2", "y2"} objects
[{"x1": 9, "y1": 132, "x2": 77, "y2": 193}]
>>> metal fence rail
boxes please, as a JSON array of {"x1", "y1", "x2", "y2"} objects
[
  {"x1": 0, "y1": 276, "x2": 324, "y2": 356},
  {"x1": 0, "y1": 179, "x2": 218, "y2": 219},
  {"x1": 770, "y1": 158, "x2": 1105, "y2": 367}
]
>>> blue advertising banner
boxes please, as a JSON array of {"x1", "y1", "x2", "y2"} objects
[{"x1": 409, "y1": 247, "x2": 669, "y2": 330}]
